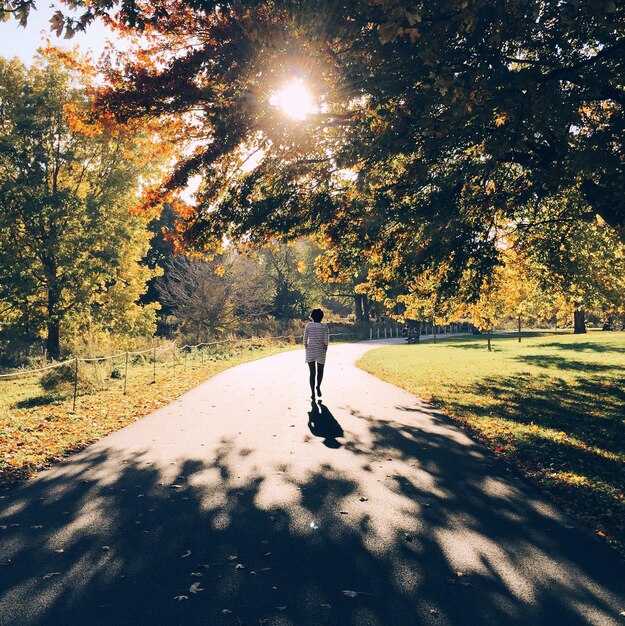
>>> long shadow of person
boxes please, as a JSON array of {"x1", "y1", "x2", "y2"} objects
[{"x1": 307, "y1": 401, "x2": 344, "y2": 448}]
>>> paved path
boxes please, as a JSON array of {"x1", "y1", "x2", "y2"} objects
[{"x1": 1, "y1": 340, "x2": 623, "y2": 626}]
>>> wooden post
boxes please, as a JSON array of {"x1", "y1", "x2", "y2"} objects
[
  {"x1": 152, "y1": 345, "x2": 156, "y2": 384},
  {"x1": 369, "y1": 328, "x2": 373, "y2": 340},
  {"x1": 72, "y1": 357, "x2": 78, "y2": 413},
  {"x1": 123, "y1": 351, "x2": 129, "y2": 395}
]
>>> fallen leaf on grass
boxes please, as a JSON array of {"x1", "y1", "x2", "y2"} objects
[
  {"x1": 221, "y1": 609, "x2": 232, "y2": 615},
  {"x1": 227, "y1": 554, "x2": 238, "y2": 561},
  {"x1": 174, "y1": 595, "x2": 188, "y2": 602},
  {"x1": 320, "y1": 603, "x2": 332, "y2": 609},
  {"x1": 53, "y1": 549, "x2": 64, "y2": 553},
  {"x1": 181, "y1": 550, "x2": 192, "y2": 558},
  {"x1": 429, "y1": 608, "x2": 440, "y2": 616},
  {"x1": 189, "y1": 582, "x2": 204, "y2": 593},
  {"x1": 102, "y1": 546, "x2": 111, "y2": 551},
  {"x1": 235, "y1": 563, "x2": 245, "y2": 570},
  {"x1": 190, "y1": 572, "x2": 203, "y2": 577},
  {"x1": 342, "y1": 590, "x2": 370, "y2": 597},
  {"x1": 43, "y1": 572, "x2": 60, "y2": 579},
  {"x1": 276, "y1": 606, "x2": 287, "y2": 611}
]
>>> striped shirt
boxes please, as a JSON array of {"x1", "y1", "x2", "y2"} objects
[{"x1": 304, "y1": 322, "x2": 329, "y2": 363}]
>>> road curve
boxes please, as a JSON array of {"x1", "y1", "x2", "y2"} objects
[{"x1": 0, "y1": 339, "x2": 623, "y2": 626}]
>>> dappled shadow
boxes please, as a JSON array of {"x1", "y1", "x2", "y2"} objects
[
  {"x1": 14, "y1": 394, "x2": 63, "y2": 409},
  {"x1": 515, "y1": 354, "x2": 625, "y2": 374},
  {"x1": 1, "y1": 408, "x2": 623, "y2": 625},
  {"x1": 540, "y1": 341, "x2": 625, "y2": 354},
  {"x1": 441, "y1": 372, "x2": 625, "y2": 551}
]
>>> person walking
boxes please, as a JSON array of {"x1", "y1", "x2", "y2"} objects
[{"x1": 304, "y1": 308, "x2": 329, "y2": 400}]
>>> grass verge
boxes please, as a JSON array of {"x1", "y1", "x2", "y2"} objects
[
  {"x1": 1, "y1": 340, "x2": 297, "y2": 488},
  {"x1": 357, "y1": 331, "x2": 625, "y2": 556}
]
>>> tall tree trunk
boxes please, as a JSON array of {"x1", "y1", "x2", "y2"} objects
[
  {"x1": 46, "y1": 317, "x2": 61, "y2": 361},
  {"x1": 487, "y1": 328, "x2": 492, "y2": 352},
  {"x1": 43, "y1": 255, "x2": 61, "y2": 360},
  {"x1": 573, "y1": 307, "x2": 587, "y2": 334},
  {"x1": 518, "y1": 316, "x2": 522, "y2": 342},
  {"x1": 354, "y1": 294, "x2": 363, "y2": 322},
  {"x1": 362, "y1": 295, "x2": 370, "y2": 323}
]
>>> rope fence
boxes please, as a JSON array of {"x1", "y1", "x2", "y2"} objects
[
  {"x1": 0, "y1": 324, "x2": 467, "y2": 414},
  {"x1": 0, "y1": 330, "x2": 367, "y2": 412}
]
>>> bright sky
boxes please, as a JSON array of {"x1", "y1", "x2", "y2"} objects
[{"x1": 0, "y1": 5, "x2": 117, "y2": 65}]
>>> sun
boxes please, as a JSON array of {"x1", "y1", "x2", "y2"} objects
[{"x1": 269, "y1": 79, "x2": 316, "y2": 120}]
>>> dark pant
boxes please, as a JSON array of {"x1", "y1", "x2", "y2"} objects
[{"x1": 308, "y1": 361, "x2": 325, "y2": 396}]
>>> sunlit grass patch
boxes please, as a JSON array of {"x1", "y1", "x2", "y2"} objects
[{"x1": 358, "y1": 331, "x2": 625, "y2": 556}]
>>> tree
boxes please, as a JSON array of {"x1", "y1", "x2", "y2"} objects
[
  {"x1": 156, "y1": 253, "x2": 273, "y2": 337},
  {"x1": 13, "y1": 1, "x2": 624, "y2": 307},
  {"x1": 0, "y1": 53, "x2": 166, "y2": 359}
]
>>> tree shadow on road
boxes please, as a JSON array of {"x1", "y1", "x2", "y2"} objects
[{"x1": 0, "y1": 408, "x2": 623, "y2": 626}]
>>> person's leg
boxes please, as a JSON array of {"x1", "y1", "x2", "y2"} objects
[
  {"x1": 316, "y1": 363, "x2": 324, "y2": 397},
  {"x1": 308, "y1": 362, "x2": 316, "y2": 398}
]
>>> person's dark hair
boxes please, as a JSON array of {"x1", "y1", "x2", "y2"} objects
[{"x1": 310, "y1": 308, "x2": 324, "y2": 323}]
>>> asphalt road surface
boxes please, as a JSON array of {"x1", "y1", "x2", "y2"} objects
[{"x1": 1, "y1": 339, "x2": 623, "y2": 626}]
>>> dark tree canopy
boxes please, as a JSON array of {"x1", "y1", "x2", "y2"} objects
[{"x1": 7, "y1": 0, "x2": 625, "y2": 302}]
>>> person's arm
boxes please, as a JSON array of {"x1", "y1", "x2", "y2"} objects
[
  {"x1": 303, "y1": 324, "x2": 309, "y2": 346},
  {"x1": 324, "y1": 325, "x2": 329, "y2": 348}
]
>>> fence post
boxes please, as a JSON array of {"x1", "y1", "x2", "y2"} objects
[
  {"x1": 152, "y1": 345, "x2": 156, "y2": 384},
  {"x1": 377, "y1": 328, "x2": 380, "y2": 339},
  {"x1": 123, "y1": 351, "x2": 129, "y2": 395},
  {"x1": 369, "y1": 327, "x2": 372, "y2": 340},
  {"x1": 72, "y1": 357, "x2": 79, "y2": 413}
]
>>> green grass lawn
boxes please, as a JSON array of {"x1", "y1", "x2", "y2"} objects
[{"x1": 358, "y1": 331, "x2": 625, "y2": 556}]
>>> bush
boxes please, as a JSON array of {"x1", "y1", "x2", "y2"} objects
[{"x1": 40, "y1": 364, "x2": 75, "y2": 392}]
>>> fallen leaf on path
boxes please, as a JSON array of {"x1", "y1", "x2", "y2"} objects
[
  {"x1": 340, "y1": 511, "x2": 348, "y2": 515},
  {"x1": 189, "y1": 582, "x2": 204, "y2": 593},
  {"x1": 359, "y1": 497, "x2": 368, "y2": 502},
  {"x1": 181, "y1": 550, "x2": 192, "y2": 558},
  {"x1": 455, "y1": 571, "x2": 467, "y2": 577}
]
